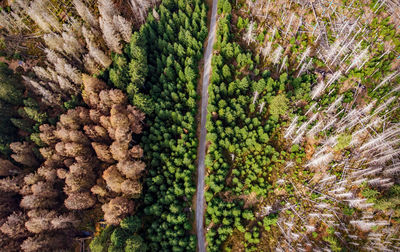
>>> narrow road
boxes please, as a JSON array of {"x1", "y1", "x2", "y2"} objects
[{"x1": 196, "y1": 0, "x2": 218, "y2": 251}]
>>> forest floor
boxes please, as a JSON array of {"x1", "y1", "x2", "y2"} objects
[
  {"x1": 0, "y1": 57, "x2": 38, "y2": 72},
  {"x1": 195, "y1": 0, "x2": 218, "y2": 251}
]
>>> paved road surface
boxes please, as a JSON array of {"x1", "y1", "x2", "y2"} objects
[{"x1": 196, "y1": 0, "x2": 218, "y2": 251}]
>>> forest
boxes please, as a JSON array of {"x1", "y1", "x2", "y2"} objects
[
  {"x1": 0, "y1": 0, "x2": 400, "y2": 251},
  {"x1": 0, "y1": 0, "x2": 207, "y2": 251},
  {"x1": 204, "y1": 0, "x2": 400, "y2": 251}
]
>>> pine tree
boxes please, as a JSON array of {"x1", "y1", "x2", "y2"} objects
[{"x1": 0, "y1": 63, "x2": 23, "y2": 105}]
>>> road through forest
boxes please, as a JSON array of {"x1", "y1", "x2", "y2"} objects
[{"x1": 196, "y1": 0, "x2": 218, "y2": 251}]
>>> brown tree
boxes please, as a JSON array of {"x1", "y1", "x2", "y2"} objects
[
  {"x1": 110, "y1": 141, "x2": 129, "y2": 161},
  {"x1": 64, "y1": 192, "x2": 96, "y2": 210},
  {"x1": 50, "y1": 213, "x2": 79, "y2": 229},
  {"x1": 0, "y1": 193, "x2": 18, "y2": 220},
  {"x1": 10, "y1": 142, "x2": 39, "y2": 167},
  {"x1": 117, "y1": 160, "x2": 145, "y2": 179},
  {"x1": 110, "y1": 104, "x2": 130, "y2": 129},
  {"x1": 37, "y1": 166, "x2": 57, "y2": 182},
  {"x1": 0, "y1": 159, "x2": 20, "y2": 177},
  {"x1": 23, "y1": 173, "x2": 41, "y2": 186},
  {"x1": 38, "y1": 124, "x2": 57, "y2": 145},
  {"x1": 91, "y1": 184, "x2": 107, "y2": 197},
  {"x1": 102, "y1": 197, "x2": 134, "y2": 225},
  {"x1": 102, "y1": 165, "x2": 124, "y2": 193},
  {"x1": 20, "y1": 233, "x2": 73, "y2": 252},
  {"x1": 0, "y1": 237, "x2": 21, "y2": 252},
  {"x1": 0, "y1": 212, "x2": 28, "y2": 238},
  {"x1": 0, "y1": 175, "x2": 23, "y2": 193},
  {"x1": 92, "y1": 142, "x2": 114, "y2": 163},
  {"x1": 24, "y1": 210, "x2": 57, "y2": 233},
  {"x1": 127, "y1": 105, "x2": 145, "y2": 134},
  {"x1": 84, "y1": 125, "x2": 110, "y2": 141},
  {"x1": 20, "y1": 236, "x2": 47, "y2": 252},
  {"x1": 129, "y1": 145, "x2": 143, "y2": 158},
  {"x1": 31, "y1": 181, "x2": 58, "y2": 198},
  {"x1": 20, "y1": 195, "x2": 57, "y2": 210},
  {"x1": 35, "y1": 75, "x2": 147, "y2": 225},
  {"x1": 121, "y1": 179, "x2": 142, "y2": 198}
]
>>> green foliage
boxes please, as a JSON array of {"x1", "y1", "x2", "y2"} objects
[
  {"x1": 120, "y1": 216, "x2": 141, "y2": 233},
  {"x1": 269, "y1": 94, "x2": 288, "y2": 117},
  {"x1": 204, "y1": 8, "x2": 290, "y2": 251},
  {"x1": 323, "y1": 233, "x2": 342, "y2": 252},
  {"x1": 89, "y1": 226, "x2": 115, "y2": 252},
  {"x1": 105, "y1": 1, "x2": 209, "y2": 251},
  {"x1": 263, "y1": 214, "x2": 278, "y2": 231},
  {"x1": 30, "y1": 132, "x2": 45, "y2": 147},
  {"x1": 92, "y1": 218, "x2": 146, "y2": 252},
  {"x1": 242, "y1": 210, "x2": 254, "y2": 220},
  {"x1": 374, "y1": 185, "x2": 400, "y2": 219},
  {"x1": 64, "y1": 95, "x2": 83, "y2": 110},
  {"x1": 24, "y1": 107, "x2": 47, "y2": 124},
  {"x1": 218, "y1": 0, "x2": 232, "y2": 14},
  {"x1": 237, "y1": 17, "x2": 245, "y2": 30},
  {"x1": 222, "y1": 0, "x2": 232, "y2": 14},
  {"x1": 110, "y1": 228, "x2": 130, "y2": 249},
  {"x1": 334, "y1": 133, "x2": 352, "y2": 151},
  {"x1": 0, "y1": 62, "x2": 23, "y2": 105},
  {"x1": 252, "y1": 79, "x2": 266, "y2": 93},
  {"x1": 362, "y1": 187, "x2": 380, "y2": 202},
  {"x1": 10, "y1": 118, "x2": 33, "y2": 133},
  {"x1": 23, "y1": 97, "x2": 39, "y2": 108},
  {"x1": 109, "y1": 31, "x2": 150, "y2": 114},
  {"x1": 125, "y1": 235, "x2": 147, "y2": 252},
  {"x1": 343, "y1": 206, "x2": 355, "y2": 216},
  {"x1": 0, "y1": 63, "x2": 48, "y2": 153}
]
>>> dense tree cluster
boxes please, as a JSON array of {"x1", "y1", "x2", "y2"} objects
[
  {"x1": 0, "y1": 63, "x2": 51, "y2": 155},
  {"x1": 104, "y1": 0, "x2": 208, "y2": 250},
  {"x1": 90, "y1": 215, "x2": 147, "y2": 252},
  {"x1": 38, "y1": 74, "x2": 145, "y2": 222},
  {"x1": 204, "y1": 0, "x2": 400, "y2": 251},
  {"x1": 0, "y1": 74, "x2": 146, "y2": 251},
  {"x1": 204, "y1": 2, "x2": 314, "y2": 250},
  {"x1": 0, "y1": 0, "x2": 159, "y2": 60},
  {"x1": 0, "y1": 0, "x2": 160, "y2": 112},
  {"x1": 1, "y1": 0, "x2": 211, "y2": 251},
  {"x1": 0, "y1": 155, "x2": 77, "y2": 251}
]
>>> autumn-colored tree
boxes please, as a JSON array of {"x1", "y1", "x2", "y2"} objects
[
  {"x1": 0, "y1": 158, "x2": 20, "y2": 176},
  {"x1": 102, "y1": 197, "x2": 134, "y2": 225},
  {"x1": 20, "y1": 194, "x2": 57, "y2": 210},
  {"x1": 50, "y1": 213, "x2": 79, "y2": 229},
  {"x1": 117, "y1": 160, "x2": 145, "y2": 179},
  {"x1": 0, "y1": 212, "x2": 28, "y2": 239},
  {"x1": 64, "y1": 192, "x2": 96, "y2": 210},
  {"x1": 20, "y1": 233, "x2": 73, "y2": 252},
  {"x1": 9, "y1": 142, "x2": 39, "y2": 167},
  {"x1": 103, "y1": 165, "x2": 125, "y2": 193},
  {"x1": 92, "y1": 142, "x2": 114, "y2": 163},
  {"x1": 24, "y1": 209, "x2": 57, "y2": 233},
  {"x1": 32, "y1": 75, "x2": 146, "y2": 225},
  {"x1": 121, "y1": 179, "x2": 142, "y2": 198},
  {"x1": 0, "y1": 175, "x2": 23, "y2": 193}
]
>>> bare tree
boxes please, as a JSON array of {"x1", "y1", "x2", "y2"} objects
[{"x1": 73, "y1": 0, "x2": 98, "y2": 28}]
